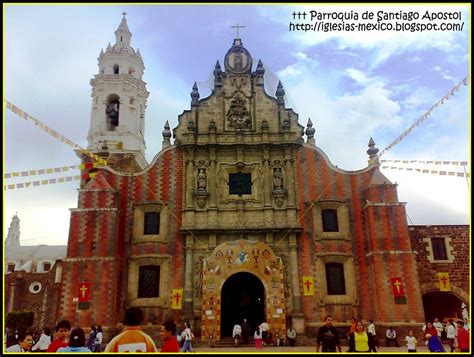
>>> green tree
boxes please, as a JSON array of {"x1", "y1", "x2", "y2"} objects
[{"x1": 6, "y1": 311, "x2": 34, "y2": 329}]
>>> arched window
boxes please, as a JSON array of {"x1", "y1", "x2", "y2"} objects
[
  {"x1": 106, "y1": 94, "x2": 120, "y2": 130},
  {"x1": 113, "y1": 64, "x2": 119, "y2": 74}
]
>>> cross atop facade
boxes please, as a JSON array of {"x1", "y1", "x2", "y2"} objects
[
  {"x1": 122, "y1": 11, "x2": 127, "y2": 19},
  {"x1": 231, "y1": 23, "x2": 245, "y2": 39}
]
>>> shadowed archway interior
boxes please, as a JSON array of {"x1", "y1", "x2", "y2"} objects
[
  {"x1": 422, "y1": 291, "x2": 464, "y2": 323},
  {"x1": 221, "y1": 272, "x2": 265, "y2": 337}
]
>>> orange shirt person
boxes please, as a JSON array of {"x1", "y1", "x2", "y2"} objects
[{"x1": 104, "y1": 307, "x2": 157, "y2": 352}]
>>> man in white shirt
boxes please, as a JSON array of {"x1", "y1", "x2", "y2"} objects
[
  {"x1": 433, "y1": 318, "x2": 443, "y2": 337},
  {"x1": 386, "y1": 327, "x2": 399, "y2": 347},
  {"x1": 32, "y1": 328, "x2": 52, "y2": 352},
  {"x1": 232, "y1": 323, "x2": 242, "y2": 347},
  {"x1": 367, "y1": 320, "x2": 377, "y2": 352},
  {"x1": 446, "y1": 319, "x2": 456, "y2": 352},
  {"x1": 259, "y1": 321, "x2": 269, "y2": 345}
]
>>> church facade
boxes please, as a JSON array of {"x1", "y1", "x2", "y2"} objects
[{"x1": 52, "y1": 15, "x2": 468, "y2": 341}]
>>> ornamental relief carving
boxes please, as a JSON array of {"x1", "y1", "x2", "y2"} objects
[{"x1": 226, "y1": 93, "x2": 252, "y2": 130}]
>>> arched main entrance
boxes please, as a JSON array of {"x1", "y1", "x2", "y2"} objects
[
  {"x1": 422, "y1": 291, "x2": 464, "y2": 322},
  {"x1": 221, "y1": 272, "x2": 265, "y2": 337}
]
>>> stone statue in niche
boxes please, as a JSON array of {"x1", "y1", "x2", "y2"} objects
[
  {"x1": 273, "y1": 168, "x2": 283, "y2": 189},
  {"x1": 197, "y1": 168, "x2": 207, "y2": 190},
  {"x1": 234, "y1": 52, "x2": 243, "y2": 70}
]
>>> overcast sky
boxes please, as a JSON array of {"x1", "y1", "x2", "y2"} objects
[{"x1": 4, "y1": 4, "x2": 470, "y2": 246}]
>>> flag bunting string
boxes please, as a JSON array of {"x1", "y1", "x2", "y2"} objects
[
  {"x1": 381, "y1": 165, "x2": 470, "y2": 178},
  {"x1": 378, "y1": 76, "x2": 469, "y2": 158},
  {"x1": 5, "y1": 100, "x2": 107, "y2": 165},
  {"x1": 4, "y1": 163, "x2": 98, "y2": 180}
]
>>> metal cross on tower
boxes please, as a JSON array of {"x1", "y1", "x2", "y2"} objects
[{"x1": 231, "y1": 23, "x2": 245, "y2": 38}]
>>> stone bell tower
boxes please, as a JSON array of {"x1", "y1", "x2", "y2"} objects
[{"x1": 86, "y1": 12, "x2": 149, "y2": 172}]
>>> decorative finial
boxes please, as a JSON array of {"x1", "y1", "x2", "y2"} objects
[
  {"x1": 367, "y1": 137, "x2": 380, "y2": 164},
  {"x1": 191, "y1": 82, "x2": 200, "y2": 106},
  {"x1": 276, "y1": 81, "x2": 285, "y2": 105},
  {"x1": 162, "y1": 120, "x2": 171, "y2": 139},
  {"x1": 256, "y1": 60, "x2": 265, "y2": 76},
  {"x1": 306, "y1": 118, "x2": 316, "y2": 146},
  {"x1": 162, "y1": 120, "x2": 172, "y2": 147},
  {"x1": 231, "y1": 23, "x2": 245, "y2": 39},
  {"x1": 214, "y1": 60, "x2": 222, "y2": 76}
]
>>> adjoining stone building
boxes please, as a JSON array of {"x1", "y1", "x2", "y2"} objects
[
  {"x1": 5, "y1": 15, "x2": 469, "y2": 342},
  {"x1": 4, "y1": 214, "x2": 66, "y2": 332}
]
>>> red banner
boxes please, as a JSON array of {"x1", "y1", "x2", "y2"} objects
[
  {"x1": 390, "y1": 277, "x2": 405, "y2": 297},
  {"x1": 78, "y1": 282, "x2": 91, "y2": 302}
]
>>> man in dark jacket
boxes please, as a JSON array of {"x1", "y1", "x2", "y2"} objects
[{"x1": 316, "y1": 316, "x2": 342, "y2": 352}]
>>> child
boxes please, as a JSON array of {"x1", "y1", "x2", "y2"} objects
[
  {"x1": 254, "y1": 328, "x2": 263, "y2": 349},
  {"x1": 405, "y1": 329, "x2": 417, "y2": 352}
]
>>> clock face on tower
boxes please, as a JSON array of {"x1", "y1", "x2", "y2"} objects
[{"x1": 224, "y1": 40, "x2": 252, "y2": 74}]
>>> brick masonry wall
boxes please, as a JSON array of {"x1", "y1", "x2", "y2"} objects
[
  {"x1": 59, "y1": 147, "x2": 184, "y2": 328},
  {"x1": 409, "y1": 225, "x2": 469, "y2": 297},
  {"x1": 5, "y1": 264, "x2": 63, "y2": 333}
]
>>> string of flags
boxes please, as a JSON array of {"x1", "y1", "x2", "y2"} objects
[
  {"x1": 4, "y1": 163, "x2": 99, "y2": 179},
  {"x1": 378, "y1": 76, "x2": 469, "y2": 158},
  {"x1": 381, "y1": 165, "x2": 470, "y2": 178},
  {"x1": 5, "y1": 100, "x2": 107, "y2": 166},
  {"x1": 4, "y1": 175, "x2": 82, "y2": 190},
  {"x1": 380, "y1": 160, "x2": 468, "y2": 166}
]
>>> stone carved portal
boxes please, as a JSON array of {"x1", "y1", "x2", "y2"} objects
[{"x1": 200, "y1": 239, "x2": 286, "y2": 342}]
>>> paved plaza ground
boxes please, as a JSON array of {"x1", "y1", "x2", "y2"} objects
[{"x1": 191, "y1": 345, "x2": 435, "y2": 353}]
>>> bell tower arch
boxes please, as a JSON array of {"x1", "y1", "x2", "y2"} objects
[{"x1": 86, "y1": 12, "x2": 149, "y2": 172}]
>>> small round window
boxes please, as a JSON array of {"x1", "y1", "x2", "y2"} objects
[{"x1": 29, "y1": 282, "x2": 42, "y2": 294}]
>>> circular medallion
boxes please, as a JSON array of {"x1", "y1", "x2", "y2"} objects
[
  {"x1": 224, "y1": 41, "x2": 252, "y2": 74},
  {"x1": 29, "y1": 281, "x2": 42, "y2": 294}
]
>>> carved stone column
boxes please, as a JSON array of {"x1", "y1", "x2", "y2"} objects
[
  {"x1": 209, "y1": 148, "x2": 217, "y2": 208},
  {"x1": 288, "y1": 233, "x2": 305, "y2": 333},
  {"x1": 262, "y1": 147, "x2": 272, "y2": 207},
  {"x1": 285, "y1": 147, "x2": 295, "y2": 207},
  {"x1": 185, "y1": 148, "x2": 195, "y2": 209},
  {"x1": 183, "y1": 234, "x2": 194, "y2": 320}
]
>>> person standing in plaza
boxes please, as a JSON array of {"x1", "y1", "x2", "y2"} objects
[
  {"x1": 5, "y1": 329, "x2": 34, "y2": 352},
  {"x1": 47, "y1": 320, "x2": 71, "y2": 352},
  {"x1": 57, "y1": 327, "x2": 92, "y2": 352},
  {"x1": 93, "y1": 325, "x2": 103, "y2": 352},
  {"x1": 348, "y1": 321, "x2": 370, "y2": 353},
  {"x1": 316, "y1": 315, "x2": 342, "y2": 352},
  {"x1": 254, "y1": 327, "x2": 263, "y2": 349},
  {"x1": 159, "y1": 320, "x2": 180, "y2": 352},
  {"x1": 405, "y1": 329, "x2": 418, "y2": 352},
  {"x1": 86, "y1": 325, "x2": 96, "y2": 352},
  {"x1": 432, "y1": 318, "x2": 443, "y2": 337},
  {"x1": 232, "y1": 321, "x2": 242, "y2": 347},
  {"x1": 367, "y1": 319, "x2": 377, "y2": 352},
  {"x1": 104, "y1": 307, "x2": 158, "y2": 352},
  {"x1": 31, "y1": 327, "x2": 51, "y2": 352},
  {"x1": 241, "y1": 318, "x2": 250, "y2": 344},
  {"x1": 181, "y1": 321, "x2": 194, "y2": 352},
  {"x1": 455, "y1": 320, "x2": 469, "y2": 352},
  {"x1": 259, "y1": 320, "x2": 269, "y2": 345},
  {"x1": 446, "y1": 319, "x2": 456, "y2": 352}
]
